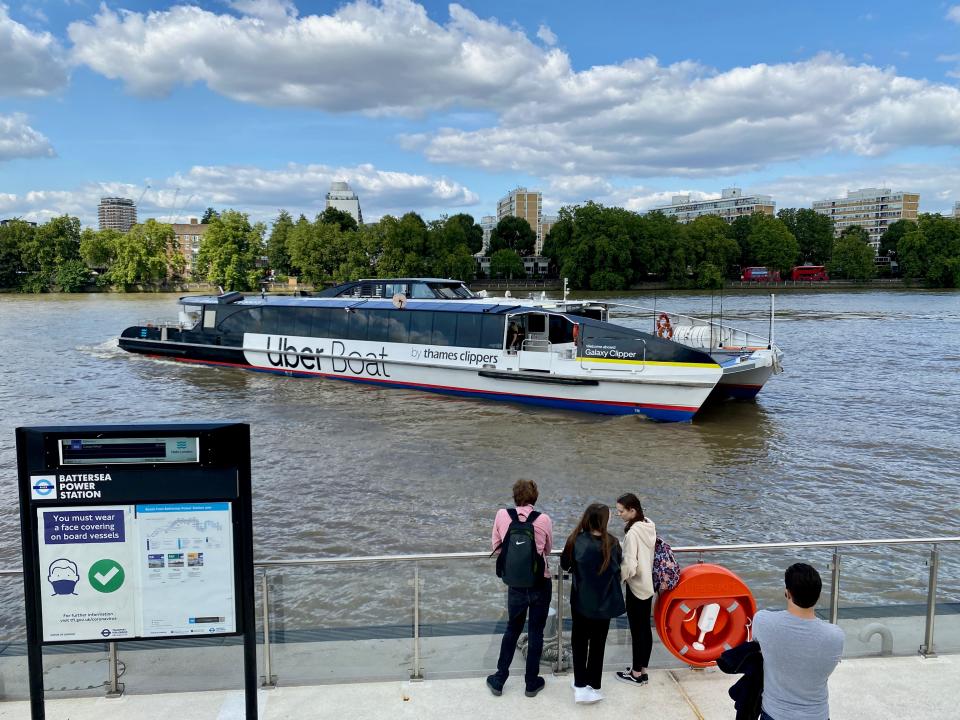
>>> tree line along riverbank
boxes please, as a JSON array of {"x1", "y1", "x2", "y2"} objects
[{"x1": 1, "y1": 203, "x2": 958, "y2": 293}]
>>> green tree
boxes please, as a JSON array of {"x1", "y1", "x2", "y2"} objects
[
  {"x1": 55, "y1": 259, "x2": 91, "y2": 292},
  {"x1": 20, "y1": 215, "x2": 82, "y2": 283},
  {"x1": 194, "y1": 210, "x2": 266, "y2": 290},
  {"x1": 779, "y1": 208, "x2": 834, "y2": 264},
  {"x1": 897, "y1": 214, "x2": 960, "y2": 286},
  {"x1": 79, "y1": 228, "x2": 119, "y2": 270},
  {"x1": 879, "y1": 218, "x2": 916, "y2": 258},
  {"x1": 376, "y1": 213, "x2": 429, "y2": 277},
  {"x1": 266, "y1": 210, "x2": 294, "y2": 275},
  {"x1": 634, "y1": 210, "x2": 685, "y2": 282},
  {"x1": 683, "y1": 215, "x2": 740, "y2": 284},
  {"x1": 0, "y1": 218, "x2": 33, "y2": 288},
  {"x1": 442, "y1": 213, "x2": 484, "y2": 255},
  {"x1": 106, "y1": 220, "x2": 175, "y2": 287},
  {"x1": 489, "y1": 249, "x2": 525, "y2": 279},
  {"x1": 201, "y1": 207, "x2": 220, "y2": 224},
  {"x1": 746, "y1": 215, "x2": 800, "y2": 272},
  {"x1": 828, "y1": 226, "x2": 876, "y2": 280},
  {"x1": 319, "y1": 206, "x2": 359, "y2": 233},
  {"x1": 489, "y1": 216, "x2": 536, "y2": 256}
]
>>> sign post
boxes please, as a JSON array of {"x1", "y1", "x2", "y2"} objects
[{"x1": 16, "y1": 422, "x2": 257, "y2": 720}]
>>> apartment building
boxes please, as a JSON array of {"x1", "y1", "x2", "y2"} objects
[
  {"x1": 171, "y1": 218, "x2": 209, "y2": 277},
  {"x1": 812, "y1": 188, "x2": 920, "y2": 251},
  {"x1": 954, "y1": 201, "x2": 960, "y2": 219},
  {"x1": 497, "y1": 187, "x2": 544, "y2": 253},
  {"x1": 0, "y1": 218, "x2": 37, "y2": 227},
  {"x1": 98, "y1": 197, "x2": 137, "y2": 232},
  {"x1": 540, "y1": 215, "x2": 558, "y2": 246},
  {"x1": 651, "y1": 187, "x2": 775, "y2": 224},
  {"x1": 325, "y1": 181, "x2": 363, "y2": 224},
  {"x1": 478, "y1": 215, "x2": 496, "y2": 255}
]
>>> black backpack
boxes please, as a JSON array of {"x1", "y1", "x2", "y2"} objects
[{"x1": 495, "y1": 508, "x2": 544, "y2": 588}]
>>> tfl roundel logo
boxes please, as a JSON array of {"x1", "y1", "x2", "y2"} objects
[{"x1": 30, "y1": 476, "x2": 58, "y2": 501}]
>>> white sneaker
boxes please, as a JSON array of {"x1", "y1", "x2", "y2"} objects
[{"x1": 574, "y1": 685, "x2": 602, "y2": 704}]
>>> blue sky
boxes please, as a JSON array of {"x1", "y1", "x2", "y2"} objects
[{"x1": 2, "y1": 0, "x2": 960, "y2": 227}]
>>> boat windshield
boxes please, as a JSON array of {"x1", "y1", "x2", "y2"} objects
[{"x1": 432, "y1": 283, "x2": 475, "y2": 299}]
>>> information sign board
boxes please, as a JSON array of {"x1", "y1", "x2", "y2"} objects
[{"x1": 16, "y1": 423, "x2": 256, "y2": 720}]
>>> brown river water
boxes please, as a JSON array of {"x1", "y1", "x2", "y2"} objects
[{"x1": 0, "y1": 289, "x2": 958, "y2": 632}]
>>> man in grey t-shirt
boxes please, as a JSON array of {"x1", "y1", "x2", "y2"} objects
[{"x1": 753, "y1": 563, "x2": 845, "y2": 720}]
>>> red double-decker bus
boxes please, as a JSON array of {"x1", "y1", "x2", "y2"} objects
[{"x1": 790, "y1": 265, "x2": 829, "y2": 281}]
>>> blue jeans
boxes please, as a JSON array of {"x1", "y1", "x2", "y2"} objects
[{"x1": 494, "y1": 577, "x2": 552, "y2": 684}]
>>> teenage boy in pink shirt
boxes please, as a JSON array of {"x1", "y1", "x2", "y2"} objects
[{"x1": 486, "y1": 479, "x2": 554, "y2": 698}]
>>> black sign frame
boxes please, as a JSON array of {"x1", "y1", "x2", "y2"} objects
[{"x1": 16, "y1": 422, "x2": 257, "y2": 720}]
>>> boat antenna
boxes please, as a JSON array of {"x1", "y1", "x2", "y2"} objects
[
  {"x1": 217, "y1": 285, "x2": 224, "y2": 295},
  {"x1": 769, "y1": 293, "x2": 775, "y2": 349},
  {"x1": 563, "y1": 277, "x2": 569, "y2": 304}
]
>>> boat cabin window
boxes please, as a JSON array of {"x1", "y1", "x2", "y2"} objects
[
  {"x1": 409, "y1": 283, "x2": 435, "y2": 299},
  {"x1": 203, "y1": 307, "x2": 217, "y2": 329},
  {"x1": 384, "y1": 282, "x2": 409, "y2": 298}
]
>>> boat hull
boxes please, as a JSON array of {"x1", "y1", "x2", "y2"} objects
[{"x1": 121, "y1": 332, "x2": 720, "y2": 422}]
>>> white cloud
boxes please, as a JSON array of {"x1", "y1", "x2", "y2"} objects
[
  {"x1": 0, "y1": 4, "x2": 68, "y2": 96},
  {"x1": 0, "y1": 113, "x2": 55, "y2": 161},
  {"x1": 947, "y1": 5, "x2": 960, "y2": 23},
  {"x1": 752, "y1": 163, "x2": 960, "y2": 211},
  {"x1": 67, "y1": 0, "x2": 558, "y2": 113},
  {"x1": 0, "y1": 162, "x2": 479, "y2": 226},
  {"x1": 417, "y1": 53, "x2": 960, "y2": 177},
  {"x1": 536, "y1": 24, "x2": 557, "y2": 46},
  {"x1": 65, "y1": 2, "x2": 960, "y2": 177}
]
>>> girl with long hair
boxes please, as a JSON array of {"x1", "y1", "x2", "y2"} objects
[
  {"x1": 560, "y1": 503, "x2": 625, "y2": 704},
  {"x1": 614, "y1": 492, "x2": 656, "y2": 686}
]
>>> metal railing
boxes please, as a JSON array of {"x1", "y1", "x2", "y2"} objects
[{"x1": 1, "y1": 536, "x2": 957, "y2": 694}]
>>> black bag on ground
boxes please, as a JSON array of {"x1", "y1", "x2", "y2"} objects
[{"x1": 495, "y1": 508, "x2": 543, "y2": 588}]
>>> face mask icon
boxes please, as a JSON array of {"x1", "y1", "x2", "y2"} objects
[{"x1": 48, "y1": 559, "x2": 80, "y2": 596}]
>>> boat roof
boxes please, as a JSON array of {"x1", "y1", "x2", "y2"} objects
[{"x1": 179, "y1": 294, "x2": 530, "y2": 315}]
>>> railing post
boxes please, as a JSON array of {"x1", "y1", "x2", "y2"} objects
[
  {"x1": 105, "y1": 641, "x2": 123, "y2": 698},
  {"x1": 554, "y1": 560, "x2": 566, "y2": 674},
  {"x1": 829, "y1": 548, "x2": 841, "y2": 625},
  {"x1": 920, "y1": 545, "x2": 940, "y2": 658},
  {"x1": 260, "y1": 569, "x2": 277, "y2": 688},
  {"x1": 411, "y1": 562, "x2": 423, "y2": 681}
]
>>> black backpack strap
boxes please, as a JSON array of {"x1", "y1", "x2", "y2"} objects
[
  {"x1": 506, "y1": 507, "x2": 519, "y2": 522},
  {"x1": 525, "y1": 510, "x2": 541, "y2": 524}
]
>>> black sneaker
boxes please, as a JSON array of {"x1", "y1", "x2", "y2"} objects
[
  {"x1": 524, "y1": 677, "x2": 546, "y2": 697},
  {"x1": 615, "y1": 670, "x2": 648, "y2": 685},
  {"x1": 486, "y1": 674, "x2": 504, "y2": 696}
]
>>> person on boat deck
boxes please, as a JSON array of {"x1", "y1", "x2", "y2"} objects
[
  {"x1": 508, "y1": 321, "x2": 526, "y2": 350},
  {"x1": 613, "y1": 493, "x2": 656, "y2": 687},
  {"x1": 561, "y1": 503, "x2": 625, "y2": 705}
]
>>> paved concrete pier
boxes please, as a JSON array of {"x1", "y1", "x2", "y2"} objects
[{"x1": 0, "y1": 654, "x2": 955, "y2": 719}]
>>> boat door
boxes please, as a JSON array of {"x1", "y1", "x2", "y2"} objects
[{"x1": 516, "y1": 312, "x2": 552, "y2": 372}]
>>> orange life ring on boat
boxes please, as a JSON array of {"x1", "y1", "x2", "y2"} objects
[
  {"x1": 572, "y1": 323, "x2": 579, "y2": 344},
  {"x1": 656, "y1": 312, "x2": 673, "y2": 339},
  {"x1": 654, "y1": 563, "x2": 756, "y2": 667}
]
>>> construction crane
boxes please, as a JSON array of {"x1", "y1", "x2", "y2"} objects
[
  {"x1": 173, "y1": 193, "x2": 196, "y2": 225},
  {"x1": 135, "y1": 183, "x2": 151, "y2": 214}
]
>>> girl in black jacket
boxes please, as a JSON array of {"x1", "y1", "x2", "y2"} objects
[{"x1": 560, "y1": 503, "x2": 625, "y2": 704}]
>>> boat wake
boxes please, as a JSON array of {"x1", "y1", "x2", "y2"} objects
[{"x1": 76, "y1": 337, "x2": 125, "y2": 359}]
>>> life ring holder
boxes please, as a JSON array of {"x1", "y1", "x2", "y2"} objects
[
  {"x1": 572, "y1": 323, "x2": 579, "y2": 345},
  {"x1": 654, "y1": 563, "x2": 757, "y2": 667},
  {"x1": 656, "y1": 312, "x2": 673, "y2": 339}
]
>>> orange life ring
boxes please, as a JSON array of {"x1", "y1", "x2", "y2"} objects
[
  {"x1": 572, "y1": 323, "x2": 579, "y2": 344},
  {"x1": 656, "y1": 312, "x2": 673, "y2": 339},
  {"x1": 654, "y1": 563, "x2": 756, "y2": 667}
]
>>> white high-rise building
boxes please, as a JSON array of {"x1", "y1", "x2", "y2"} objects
[
  {"x1": 479, "y1": 215, "x2": 496, "y2": 255},
  {"x1": 98, "y1": 197, "x2": 137, "y2": 232},
  {"x1": 812, "y1": 188, "x2": 919, "y2": 251},
  {"x1": 325, "y1": 181, "x2": 363, "y2": 224},
  {"x1": 953, "y1": 201, "x2": 960, "y2": 219},
  {"x1": 651, "y1": 188, "x2": 775, "y2": 224}
]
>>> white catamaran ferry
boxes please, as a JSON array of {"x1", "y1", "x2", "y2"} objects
[
  {"x1": 316, "y1": 278, "x2": 785, "y2": 401},
  {"x1": 119, "y1": 280, "x2": 724, "y2": 422}
]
